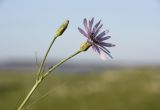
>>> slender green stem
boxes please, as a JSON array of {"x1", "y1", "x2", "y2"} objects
[
  {"x1": 17, "y1": 81, "x2": 40, "y2": 110},
  {"x1": 25, "y1": 85, "x2": 57, "y2": 110},
  {"x1": 17, "y1": 37, "x2": 57, "y2": 110},
  {"x1": 37, "y1": 37, "x2": 57, "y2": 81},
  {"x1": 43, "y1": 50, "x2": 82, "y2": 78},
  {"x1": 17, "y1": 50, "x2": 82, "y2": 110}
]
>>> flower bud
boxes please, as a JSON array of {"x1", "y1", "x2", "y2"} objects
[
  {"x1": 80, "y1": 42, "x2": 92, "y2": 52},
  {"x1": 55, "y1": 20, "x2": 69, "y2": 37}
]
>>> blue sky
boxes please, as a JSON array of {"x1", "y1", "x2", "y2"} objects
[{"x1": 0, "y1": 0, "x2": 160, "y2": 64}]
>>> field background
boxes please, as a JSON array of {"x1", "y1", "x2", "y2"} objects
[{"x1": 0, "y1": 68, "x2": 160, "y2": 110}]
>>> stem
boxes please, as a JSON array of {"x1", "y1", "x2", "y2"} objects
[
  {"x1": 37, "y1": 37, "x2": 57, "y2": 80},
  {"x1": 17, "y1": 81, "x2": 40, "y2": 110},
  {"x1": 43, "y1": 50, "x2": 81, "y2": 79},
  {"x1": 17, "y1": 37, "x2": 57, "y2": 110},
  {"x1": 25, "y1": 86, "x2": 55, "y2": 110},
  {"x1": 17, "y1": 50, "x2": 82, "y2": 110}
]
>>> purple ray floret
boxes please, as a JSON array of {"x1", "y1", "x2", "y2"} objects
[{"x1": 78, "y1": 17, "x2": 115, "y2": 59}]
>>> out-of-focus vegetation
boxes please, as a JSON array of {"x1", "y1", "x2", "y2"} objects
[{"x1": 0, "y1": 68, "x2": 160, "y2": 110}]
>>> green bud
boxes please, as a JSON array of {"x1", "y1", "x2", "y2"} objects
[
  {"x1": 55, "y1": 20, "x2": 69, "y2": 37},
  {"x1": 80, "y1": 42, "x2": 92, "y2": 52}
]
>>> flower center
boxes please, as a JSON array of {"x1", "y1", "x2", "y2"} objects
[{"x1": 90, "y1": 33, "x2": 95, "y2": 38}]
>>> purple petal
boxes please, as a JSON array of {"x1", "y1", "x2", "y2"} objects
[
  {"x1": 99, "y1": 47, "x2": 113, "y2": 59},
  {"x1": 99, "y1": 50, "x2": 107, "y2": 61},
  {"x1": 92, "y1": 45, "x2": 100, "y2": 54},
  {"x1": 94, "y1": 24, "x2": 103, "y2": 36},
  {"x1": 94, "y1": 20, "x2": 101, "y2": 28},
  {"x1": 92, "y1": 46, "x2": 97, "y2": 52},
  {"x1": 78, "y1": 27, "x2": 88, "y2": 38},
  {"x1": 98, "y1": 36, "x2": 111, "y2": 41},
  {"x1": 83, "y1": 18, "x2": 90, "y2": 34},
  {"x1": 99, "y1": 42, "x2": 115, "y2": 47},
  {"x1": 89, "y1": 17, "x2": 94, "y2": 32},
  {"x1": 101, "y1": 46, "x2": 111, "y2": 53},
  {"x1": 96, "y1": 31, "x2": 106, "y2": 39},
  {"x1": 93, "y1": 20, "x2": 101, "y2": 33}
]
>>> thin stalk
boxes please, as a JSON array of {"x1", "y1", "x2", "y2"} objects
[
  {"x1": 43, "y1": 50, "x2": 82, "y2": 78},
  {"x1": 37, "y1": 37, "x2": 57, "y2": 80},
  {"x1": 25, "y1": 85, "x2": 58, "y2": 110},
  {"x1": 17, "y1": 81, "x2": 40, "y2": 110},
  {"x1": 17, "y1": 50, "x2": 82, "y2": 110}
]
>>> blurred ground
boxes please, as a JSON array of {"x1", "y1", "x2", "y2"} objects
[{"x1": 0, "y1": 68, "x2": 160, "y2": 110}]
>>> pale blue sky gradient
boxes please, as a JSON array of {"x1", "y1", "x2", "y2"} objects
[{"x1": 0, "y1": 0, "x2": 160, "y2": 64}]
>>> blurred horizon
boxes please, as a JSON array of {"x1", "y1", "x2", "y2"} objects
[{"x1": 0, "y1": 58, "x2": 159, "y2": 72}]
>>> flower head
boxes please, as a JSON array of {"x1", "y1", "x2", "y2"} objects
[{"x1": 78, "y1": 17, "x2": 115, "y2": 60}]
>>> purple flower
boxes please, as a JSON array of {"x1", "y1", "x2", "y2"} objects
[{"x1": 78, "y1": 17, "x2": 115, "y2": 60}]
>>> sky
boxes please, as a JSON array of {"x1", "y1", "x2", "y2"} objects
[{"x1": 0, "y1": 0, "x2": 160, "y2": 64}]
